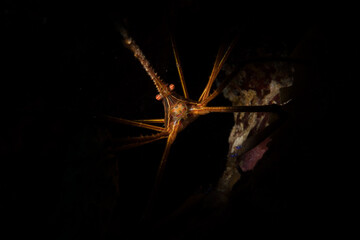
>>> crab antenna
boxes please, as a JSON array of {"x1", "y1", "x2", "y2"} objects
[{"x1": 119, "y1": 27, "x2": 170, "y2": 97}]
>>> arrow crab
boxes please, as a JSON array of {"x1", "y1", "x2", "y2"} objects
[{"x1": 104, "y1": 27, "x2": 291, "y2": 217}]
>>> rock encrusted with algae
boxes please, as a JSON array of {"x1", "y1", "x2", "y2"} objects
[{"x1": 216, "y1": 60, "x2": 294, "y2": 194}]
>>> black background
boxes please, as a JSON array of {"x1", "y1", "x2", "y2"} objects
[{"x1": 1, "y1": 1, "x2": 356, "y2": 239}]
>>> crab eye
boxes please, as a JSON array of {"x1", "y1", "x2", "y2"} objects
[
  {"x1": 156, "y1": 94, "x2": 163, "y2": 101},
  {"x1": 169, "y1": 84, "x2": 175, "y2": 91}
]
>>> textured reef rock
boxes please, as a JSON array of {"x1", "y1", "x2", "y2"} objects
[
  {"x1": 152, "y1": 57, "x2": 296, "y2": 239},
  {"x1": 216, "y1": 59, "x2": 294, "y2": 194}
]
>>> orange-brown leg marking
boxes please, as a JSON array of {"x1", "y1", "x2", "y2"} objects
[
  {"x1": 171, "y1": 36, "x2": 189, "y2": 99},
  {"x1": 143, "y1": 121, "x2": 181, "y2": 219},
  {"x1": 134, "y1": 119, "x2": 165, "y2": 124},
  {"x1": 104, "y1": 115, "x2": 165, "y2": 132},
  {"x1": 111, "y1": 132, "x2": 168, "y2": 151},
  {"x1": 192, "y1": 105, "x2": 282, "y2": 115},
  {"x1": 199, "y1": 38, "x2": 238, "y2": 102}
]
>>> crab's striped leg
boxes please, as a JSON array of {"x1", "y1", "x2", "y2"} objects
[
  {"x1": 143, "y1": 121, "x2": 181, "y2": 218},
  {"x1": 192, "y1": 105, "x2": 282, "y2": 115},
  {"x1": 200, "y1": 74, "x2": 232, "y2": 106},
  {"x1": 171, "y1": 36, "x2": 189, "y2": 99},
  {"x1": 153, "y1": 121, "x2": 180, "y2": 187},
  {"x1": 103, "y1": 115, "x2": 165, "y2": 132},
  {"x1": 134, "y1": 119, "x2": 165, "y2": 124},
  {"x1": 199, "y1": 38, "x2": 237, "y2": 102},
  {"x1": 111, "y1": 132, "x2": 168, "y2": 151}
]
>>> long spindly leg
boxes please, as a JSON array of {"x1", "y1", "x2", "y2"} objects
[
  {"x1": 171, "y1": 36, "x2": 189, "y2": 99},
  {"x1": 134, "y1": 119, "x2": 165, "y2": 124},
  {"x1": 192, "y1": 105, "x2": 283, "y2": 115},
  {"x1": 200, "y1": 73, "x2": 232, "y2": 106},
  {"x1": 103, "y1": 115, "x2": 165, "y2": 132},
  {"x1": 111, "y1": 132, "x2": 168, "y2": 151},
  {"x1": 142, "y1": 122, "x2": 181, "y2": 219},
  {"x1": 198, "y1": 38, "x2": 237, "y2": 102},
  {"x1": 198, "y1": 46, "x2": 226, "y2": 102}
]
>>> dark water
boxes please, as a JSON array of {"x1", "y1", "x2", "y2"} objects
[{"x1": 1, "y1": 1, "x2": 356, "y2": 238}]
